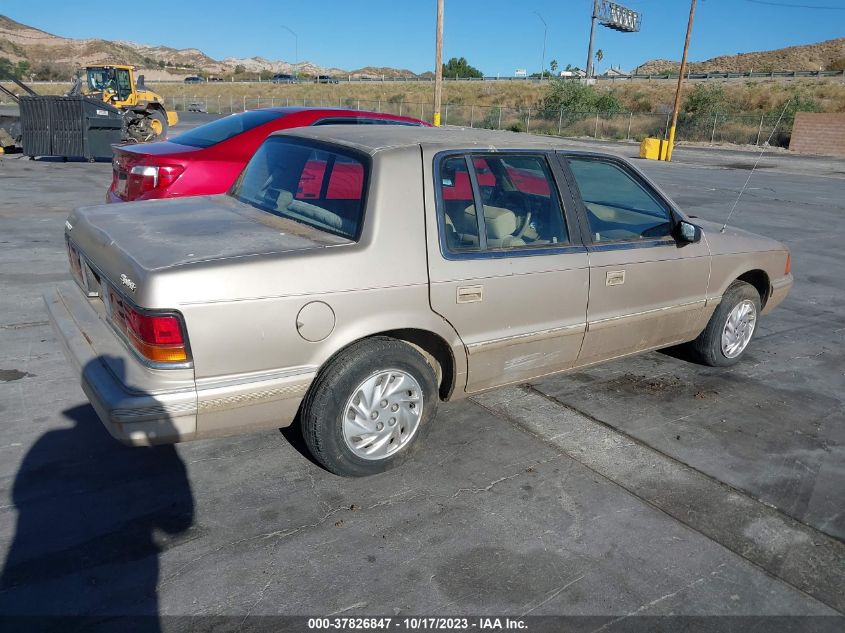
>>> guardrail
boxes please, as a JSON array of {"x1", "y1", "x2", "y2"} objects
[{"x1": 3, "y1": 69, "x2": 844, "y2": 86}]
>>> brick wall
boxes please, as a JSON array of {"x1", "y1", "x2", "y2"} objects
[{"x1": 789, "y1": 112, "x2": 845, "y2": 157}]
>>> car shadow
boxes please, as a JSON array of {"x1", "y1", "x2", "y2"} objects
[
  {"x1": 279, "y1": 417, "x2": 323, "y2": 469},
  {"x1": 0, "y1": 356, "x2": 195, "y2": 632}
]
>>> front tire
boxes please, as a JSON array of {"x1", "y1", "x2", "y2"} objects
[
  {"x1": 689, "y1": 280, "x2": 761, "y2": 367},
  {"x1": 301, "y1": 337, "x2": 439, "y2": 477}
]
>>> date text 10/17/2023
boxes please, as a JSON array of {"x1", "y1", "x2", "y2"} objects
[{"x1": 307, "y1": 617, "x2": 528, "y2": 630}]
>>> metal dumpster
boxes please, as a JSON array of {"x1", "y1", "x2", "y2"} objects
[{"x1": 19, "y1": 96, "x2": 124, "y2": 161}]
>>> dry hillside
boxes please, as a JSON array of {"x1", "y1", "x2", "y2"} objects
[
  {"x1": 639, "y1": 38, "x2": 845, "y2": 74},
  {"x1": 0, "y1": 14, "x2": 347, "y2": 79}
]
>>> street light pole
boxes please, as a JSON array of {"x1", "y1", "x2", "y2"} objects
[
  {"x1": 533, "y1": 12, "x2": 547, "y2": 80},
  {"x1": 586, "y1": 0, "x2": 598, "y2": 78},
  {"x1": 433, "y1": 0, "x2": 444, "y2": 126},
  {"x1": 281, "y1": 25, "x2": 298, "y2": 80},
  {"x1": 664, "y1": 0, "x2": 697, "y2": 161}
]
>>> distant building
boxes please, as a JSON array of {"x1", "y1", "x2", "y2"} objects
[
  {"x1": 601, "y1": 66, "x2": 629, "y2": 77},
  {"x1": 559, "y1": 69, "x2": 586, "y2": 78}
]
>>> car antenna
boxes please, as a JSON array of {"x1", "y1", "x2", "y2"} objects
[{"x1": 720, "y1": 98, "x2": 792, "y2": 233}]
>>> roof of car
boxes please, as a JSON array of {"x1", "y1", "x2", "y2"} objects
[{"x1": 272, "y1": 125, "x2": 575, "y2": 155}]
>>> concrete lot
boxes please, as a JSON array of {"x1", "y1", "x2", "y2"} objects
[{"x1": 0, "y1": 136, "x2": 843, "y2": 629}]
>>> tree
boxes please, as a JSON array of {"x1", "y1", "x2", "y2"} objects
[
  {"x1": 541, "y1": 79, "x2": 623, "y2": 120},
  {"x1": 595, "y1": 49, "x2": 604, "y2": 74},
  {"x1": 0, "y1": 57, "x2": 15, "y2": 78},
  {"x1": 442, "y1": 57, "x2": 482, "y2": 79},
  {"x1": 234, "y1": 64, "x2": 246, "y2": 75},
  {"x1": 549, "y1": 59, "x2": 558, "y2": 76},
  {"x1": 0, "y1": 57, "x2": 30, "y2": 79}
]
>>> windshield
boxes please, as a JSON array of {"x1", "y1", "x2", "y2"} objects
[
  {"x1": 230, "y1": 137, "x2": 368, "y2": 240},
  {"x1": 86, "y1": 67, "x2": 115, "y2": 92},
  {"x1": 168, "y1": 110, "x2": 287, "y2": 148}
]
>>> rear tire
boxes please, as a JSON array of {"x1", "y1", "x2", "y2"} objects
[
  {"x1": 301, "y1": 337, "x2": 438, "y2": 477},
  {"x1": 689, "y1": 280, "x2": 761, "y2": 367}
]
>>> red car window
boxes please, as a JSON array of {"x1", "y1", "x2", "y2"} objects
[{"x1": 296, "y1": 158, "x2": 364, "y2": 200}]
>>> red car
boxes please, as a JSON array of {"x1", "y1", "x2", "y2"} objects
[{"x1": 108, "y1": 107, "x2": 429, "y2": 203}]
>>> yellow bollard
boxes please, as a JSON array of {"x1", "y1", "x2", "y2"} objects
[
  {"x1": 433, "y1": 112, "x2": 441, "y2": 127},
  {"x1": 664, "y1": 125, "x2": 677, "y2": 161},
  {"x1": 639, "y1": 137, "x2": 669, "y2": 160}
]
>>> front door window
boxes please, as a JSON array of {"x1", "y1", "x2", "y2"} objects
[{"x1": 566, "y1": 158, "x2": 672, "y2": 243}]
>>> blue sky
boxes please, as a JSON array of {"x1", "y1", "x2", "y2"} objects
[{"x1": 5, "y1": 0, "x2": 844, "y2": 74}]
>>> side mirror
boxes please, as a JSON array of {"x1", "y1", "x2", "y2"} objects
[{"x1": 676, "y1": 220, "x2": 702, "y2": 244}]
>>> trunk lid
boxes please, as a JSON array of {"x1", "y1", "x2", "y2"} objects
[{"x1": 65, "y1": 195, "x2": 351, "y2": 304}]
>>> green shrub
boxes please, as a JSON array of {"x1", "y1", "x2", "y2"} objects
[
  {"x1": 683, "y1": 84, "x2": 730, "y2": 116},
  {"x1": 768, "y1": 91, "x2": 823, "y2": 147}
]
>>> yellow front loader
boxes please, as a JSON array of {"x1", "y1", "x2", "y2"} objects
[{"x1": 75, "y1": 65, "x2": 178, "y2": 141}]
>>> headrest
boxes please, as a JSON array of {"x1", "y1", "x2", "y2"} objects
[{"x1": 464, "y1": 204, "x2": 517, "y2": 239}]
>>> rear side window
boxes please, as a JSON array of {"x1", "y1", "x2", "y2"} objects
[
  {"x1": 169, "y1": 110, "x2": 286, "y2": 148},
  {"x1": 231, "y1": 137, "x2": 368, "y2": 240},
  {"x1": 439, "y1": 153, "x2": 568, "y2": 253}
]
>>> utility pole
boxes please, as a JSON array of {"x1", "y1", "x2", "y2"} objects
[
  {"x1": 433, "y1": 0, "x2": 445, "y2": 126},
  {"x1": 281, "y1": 25, "x2": 298, "y2": 80},
  {"x1": 585, "y1": 0, "x2": 599, "y2": 78},
  {"x1": 534, "y1": 12, "x2": 547, "y2": 80},
  {"x1": 664, "y1": 0, "x2": 696, "y2": 161}
]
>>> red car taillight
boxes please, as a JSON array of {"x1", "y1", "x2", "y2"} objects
[
  {"x1": 125, "y1": 164, "x2": 185, "y2": 199},
  {"x1": 106, "y1": 286, "x2": 189, "y2": 364}
]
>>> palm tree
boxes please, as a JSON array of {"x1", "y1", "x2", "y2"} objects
[{"x1": 595, "y1": 49, "x2": 604, "y2": 75}]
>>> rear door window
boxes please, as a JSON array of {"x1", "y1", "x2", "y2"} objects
[
  {"x1": 438, "y1": 153, "x2": 568, "y2": 253},
  {"x1": 231, "y1": 137, "x2": 369, "y2": 240}
]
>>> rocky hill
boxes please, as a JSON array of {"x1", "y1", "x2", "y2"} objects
[
  {"x1": 638, "y1": 38, "x2": 845, "y2": 74},
  {"x1": 0, "y1": 14, "x2": 376, "y2": 79}
]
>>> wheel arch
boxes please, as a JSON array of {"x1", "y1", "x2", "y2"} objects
[
  {"x1": 735, "y1": 269, "x2": 771, "y2": 308},
  {"x1": 310, "y1": 328, "x2": 460, "y2": 402}
]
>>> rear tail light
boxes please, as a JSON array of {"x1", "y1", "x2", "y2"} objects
[
  {"x1": 67, "y1": 241, "x2": 83, "y2": 284},
  {"x1": 124, "y1": 164, "x2": 185, "y2": 199},
  {"x1": 105, "y1": 286, "x2": 189, "y2": 364},
  {"x1": 785, "y1": 253, "x2": 791, "y2": 275}
]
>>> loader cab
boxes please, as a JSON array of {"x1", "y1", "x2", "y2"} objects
[{"x1": 85, "y1": 66, "x2": 135, "y2": 105}]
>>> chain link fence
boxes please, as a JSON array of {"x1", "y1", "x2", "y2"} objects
[
  {"x1": 169, "y1": 94, "x2": 790, "y2": 147},
  {"x1": 0, "y1": 82, "x2": 791, "y2": 148}
]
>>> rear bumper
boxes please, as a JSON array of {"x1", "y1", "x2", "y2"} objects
[
  {"x1": 45, "y1": 282, "x2": 313, "y2": 446},
  {"x1": 45, "y1": 283, "x2": 198, "y2": 445}
]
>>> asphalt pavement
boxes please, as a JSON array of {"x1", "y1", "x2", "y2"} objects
[{"x1": 0, "y1": 140, "x2": 842, "y2": 629}]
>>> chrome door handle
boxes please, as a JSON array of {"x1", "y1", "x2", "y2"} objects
[{"x1": 457, "y1": 285, "x2": 483, "y2": 304}]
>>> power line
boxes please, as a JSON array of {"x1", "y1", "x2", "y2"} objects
[{"x1": 744, "y1": 0, "x2": 845, "y2": 9}]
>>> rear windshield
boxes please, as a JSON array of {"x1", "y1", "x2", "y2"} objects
[
  {"x1": 169, "y1": 110, "x2": 286, "y2": 148},
  {"x1": 230, "y1": 137, "x2": 368, "y2": 240}
]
